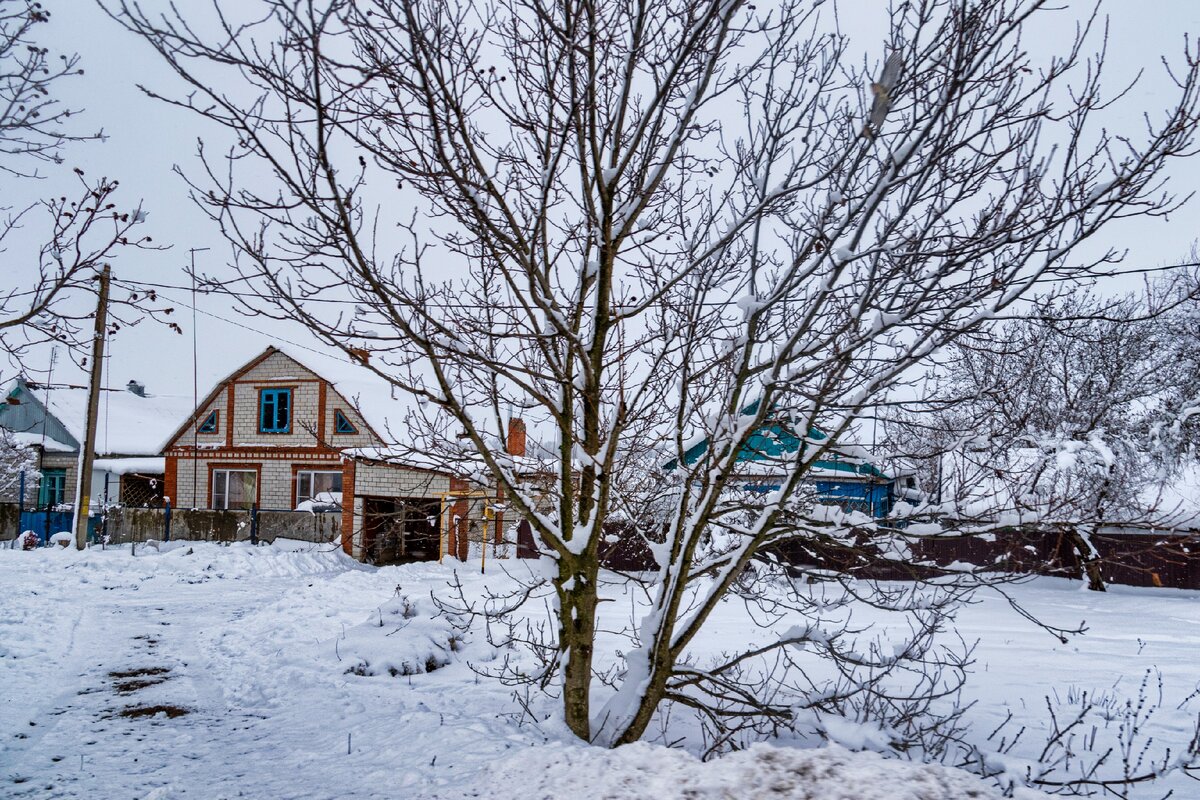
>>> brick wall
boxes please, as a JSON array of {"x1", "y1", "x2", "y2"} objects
[{"x1": 40, "y1": 452, "x2": 78, "y2": 505}]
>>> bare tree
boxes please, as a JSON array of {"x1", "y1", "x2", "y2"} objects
[
  {"x1": 0, "y1": 0, "x2": 168, "y2": 372},
  {"x1": 112, "y1": 0, "x2": 1200, "y2": 754}
]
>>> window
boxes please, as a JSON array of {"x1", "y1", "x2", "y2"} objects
[
  {"x1": 198, "y1": 410, "x2": 218, "y2": 434},
  {"x1": 212, "y1": 469, "x2": 257, "y2": 510},
  {"x1": 297, "y1": 470, "x2": 342, "y2": 506},
  {"x1": 39, "y1": 468, "x2": 66, "y2": 508},
  {"x1": 334, "y1": 409, "x2": 357, "y2": 435},
  {"x1": 259, "y1": 388, "x2": 291, "y2": 433}
]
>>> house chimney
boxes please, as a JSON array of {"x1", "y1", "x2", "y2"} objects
[
  {"x1": 126, "y1": 380, "x2": 146, "y2": 397},
  {"x1": 506, "y1": 418, "x2": 526, "y2": 458}
]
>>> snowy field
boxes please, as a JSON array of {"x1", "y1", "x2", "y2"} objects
[{"x1": 1, "y1": 540, "x2": 1197, "y2": 799}]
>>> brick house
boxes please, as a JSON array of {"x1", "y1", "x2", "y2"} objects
[{"x1": 161, "y1": 347, "x2": 383, "y2": 511}]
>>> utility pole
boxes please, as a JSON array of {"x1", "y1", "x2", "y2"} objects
[{"x1": 72, "y1": 264, "x2": 111, "y2": 550}]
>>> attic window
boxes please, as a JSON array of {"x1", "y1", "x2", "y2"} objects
[
  {"x1": 198, "y1": 410, "x2": 218, "y2": 434},
  {"x1": 334, "y1": 409, "x2": 357, "y2": 435},
  {"x1": 259, "y1": 388, "x2": 291, "y2": 434}
]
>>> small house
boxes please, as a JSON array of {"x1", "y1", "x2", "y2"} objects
[
  {"x1": 160, "y1": 346, "x2": 383, "y2": 511},
  {"x1": 0, "y1": 376, "x2": 195, "y2": 511},
  {"x1": 666, "y1": 414, "x2": 900, "y2": 518}
]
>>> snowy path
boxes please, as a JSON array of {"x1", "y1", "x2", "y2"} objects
[{"x1": 0, "y1": 545, "x2": 525, "y2": 799}]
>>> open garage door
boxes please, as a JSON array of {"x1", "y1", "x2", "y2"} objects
[{"x1": 361, "y1": 497, "x2": 442, "y2": 565}]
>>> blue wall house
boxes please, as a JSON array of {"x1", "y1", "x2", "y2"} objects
[
  {"x1": 0, "y1": 376, "x2": 197, "y2": 541},
  {"x1": 665, "y1": 416, "x2": 900, "y2": 518}
]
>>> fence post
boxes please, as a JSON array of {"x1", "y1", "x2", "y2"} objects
[
  {"x1": 164, "y1": 499, "x2": 172, "y2": 542},
  {"x1": 250, "y1": 503, "x2": 259, "y2": 545}
]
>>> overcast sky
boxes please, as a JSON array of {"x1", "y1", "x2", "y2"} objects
[{"x1": 8, "y1": 0, "x2": 1200, "y2": 402}]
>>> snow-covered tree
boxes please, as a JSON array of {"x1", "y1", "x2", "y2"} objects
[
  {"x1": 112, "y1": 0, "x2": 1200, "y2": 753},
  {"x1": 884, "y1": 283, "x2": 1200, "y2": 589},
  {"x1": 0, "y1": 427, "x2": 37, "y2": 503}
]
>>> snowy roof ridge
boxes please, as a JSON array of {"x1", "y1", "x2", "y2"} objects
[{"x1": 160, "y1": 345, "x2": 402, "y2": 451}]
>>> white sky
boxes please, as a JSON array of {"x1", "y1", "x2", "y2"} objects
[{"x1": 6, "y1": 0, "x2": 1200, "y2": 400}]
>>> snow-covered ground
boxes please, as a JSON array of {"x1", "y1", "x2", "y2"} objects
[{"x1": 1, "y1": 541, "x2": 1196, "y2": 799}]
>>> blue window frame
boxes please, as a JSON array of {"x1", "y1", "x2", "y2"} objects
[
  {"x1": 39, "y1": 468, "x2": 66, "y2": 507},
  {"x1": 198, "y1": 410, "x2": 218, "y2": 434},
  {"x1": 259, "y1": 388, "x2": 292, "y2": 433},
  {"x1": 334, "y1": 409, "x2": 357, "y2": 435}
]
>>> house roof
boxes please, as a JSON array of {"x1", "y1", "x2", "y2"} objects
[
  {"x1": 664, "y1": 402, "x2": 891, "y2": 482},
  {"x1": 2, "y1": 377, "x2": 196, "y2": 457},
  {"x1": 161, "y1": 344, "x2": 400, "y2": 450}
]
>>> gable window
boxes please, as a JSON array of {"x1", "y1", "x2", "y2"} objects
[
  {"x1": 259, "y1": 388, "x2": 291, "y2": 433},
  {"x1": 296, "y1": 470, "x2": 343, "y2": 506},
  {"x1": 334, "y1": 410, "x2": 357, "y2": 435},
  {"x1": 39, "y1": 468, "x2": 66, "y2": 508},
  {"x1": 212, "y1": 469, "x2": 257, "y2": 510},
  {"x1": 198, "y1": 410, "x2": 218, "y2": 434}
]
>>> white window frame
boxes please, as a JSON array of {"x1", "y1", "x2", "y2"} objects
[
  {"x1": 296, "y1": 469, "x2": 343, "y2": 505},
  {"x1": 212, "y1": 469, "x2": 258, "y2": 510}
]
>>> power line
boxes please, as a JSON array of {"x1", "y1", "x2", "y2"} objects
[
  {"x1": 115, "y1": 259, "x2": 1200, "y2": 309},
  {"x1": 110, "y1": 281, "x2": 355, "y2": 364}
]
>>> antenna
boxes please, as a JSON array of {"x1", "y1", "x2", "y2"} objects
[
  {"x1": 189, "y1": 247, "x2": 211, "y2": 508},
  {"x1": 102, "y1": 330, "x2": 111, "y2": 455}
]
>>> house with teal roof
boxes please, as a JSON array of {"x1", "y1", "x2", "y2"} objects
[{"x1": 664, "y1": 409, "x2": 902, "y2": 518}]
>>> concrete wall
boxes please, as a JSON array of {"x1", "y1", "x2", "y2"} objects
[
  {"x1": 0, "y1": 503, "x2": 17, "y2": 540},
  {"x1": 95, "y1": 507, "x2": 341, "y2": 545}
]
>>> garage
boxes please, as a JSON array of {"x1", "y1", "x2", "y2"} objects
[{"x1": 361, "y1": 497, "x2": 442, "y2": 565}]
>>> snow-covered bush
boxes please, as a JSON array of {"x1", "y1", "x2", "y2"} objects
[{"x1": 338, "y1": 593, "x2": 470, "y2": 678}]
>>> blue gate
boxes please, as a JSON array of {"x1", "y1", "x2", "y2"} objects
[{"x1": 18, "y1": 511, "x2": 103, "y2": 545}]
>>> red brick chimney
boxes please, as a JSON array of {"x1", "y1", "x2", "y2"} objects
[{"x1": 506, "y1": 418, "x2": 526, "y2": 457}]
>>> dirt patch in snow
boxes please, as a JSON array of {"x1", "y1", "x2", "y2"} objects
[
  {"x1": 108, "y1": 666, "x2": 170, "y2": 679},
  {"x1": 113, "y1": 677, "x2": 168, "y2": 694},
  {"x1": 118, "y1": 704, "x2": 191, "y2": 720}
]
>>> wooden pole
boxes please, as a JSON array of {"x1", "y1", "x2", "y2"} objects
[{"x1": 72, "y1": 264, "x2": 111, "y2": 550}]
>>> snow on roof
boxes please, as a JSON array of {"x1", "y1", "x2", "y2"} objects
[
  {"x1": 9, "y1": 430, "x2": 75, "y2": 453},
  {"x1": 343, "y1": 445, "x2": 456, "y2": 474},
  {"x1": 1143, "y1": 465, "x2": 1200, "y2": 531},
  {"x1": 269, "y1": 343, "x2": 403, "y2": 437},
  {"x1": 42, "y1": 385, "x2": 197, "y2": 457},
  {"x1": 93, "y1": 457, "x2": 166, "y2": 476}
]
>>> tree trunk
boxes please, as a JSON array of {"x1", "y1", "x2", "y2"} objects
[
  {"x1": 558, "y1": 555, "x2": 600, "y2": 740},
  {"x1": 1065, "y1": 526, "x2": 1107, "y2": 592}
]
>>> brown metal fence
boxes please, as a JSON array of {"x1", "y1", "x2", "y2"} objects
[{"x1": 914, "y1": 527, "x2": 1200, "y2": 590}]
